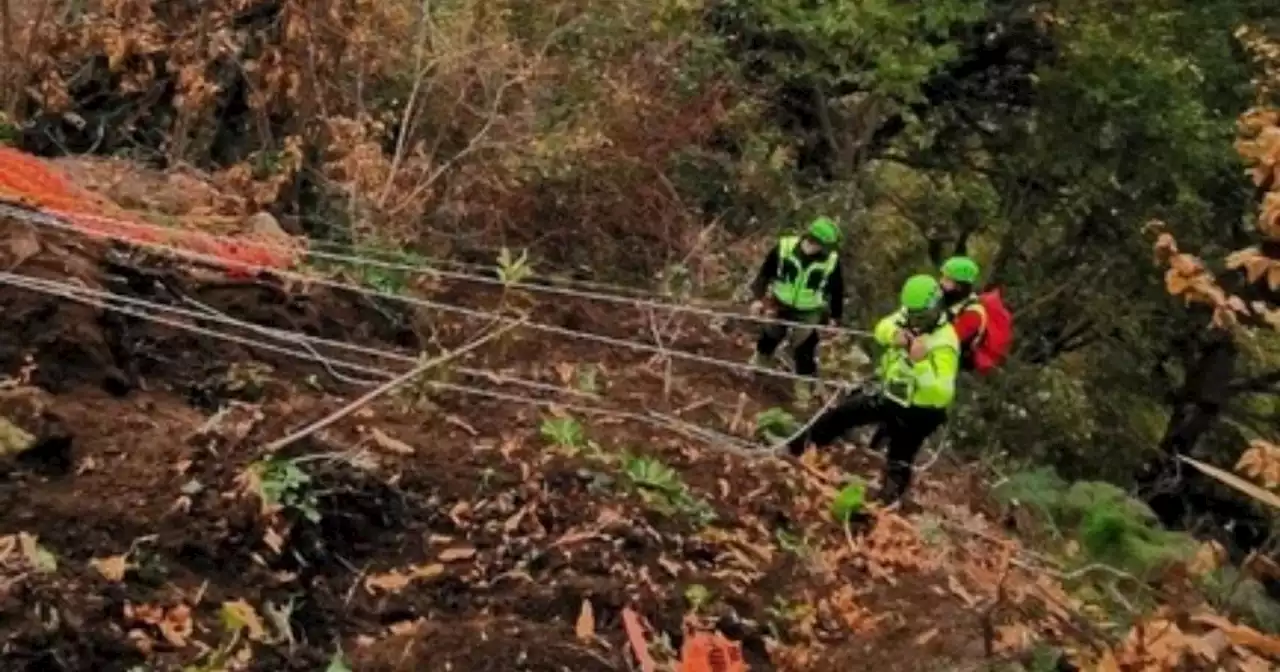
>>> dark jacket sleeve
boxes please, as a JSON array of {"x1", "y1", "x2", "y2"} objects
[
  {"x1": 750, "y1": 245, "x2": 781, "y2": 299},
  {"x1": 825, "y1": 258, "x2": 845, "y2": 322}
]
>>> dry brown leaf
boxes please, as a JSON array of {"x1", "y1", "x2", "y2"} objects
[
  {"x1": 445, "y1": 414, "x2": 478, "y2": 436},
  {"x1": 575, "y1": 599, "x2": 595, "y2": 641},
  {"x1": 222, "y1": 599, "x2": 268, "y2": 641},
  {"x1": 994, "y1": 623, "x2": 1036, "y2": 654},
  {"x1": 370, "y1": 428, "x2": 414, "y2": 454},
  {"x1": 1190, "y1": 613, "x2": 1280, "y2": 657},
  {"x1": 130, "y1": 603, "x2": 194, "y2": 647},
  {"x1": 1188, "y1": 540, "x2": 1226, "y2": 577},
  {"x1": 388, "y1": 618, "x2": 426, "y2": 637},
  {"x1": 263, "y1": 526, "x2": 286, "y2": 554},
  {"x1": 1237, "y1": 652, "x2": 1276, "y2": 672},
  {"x1": 90, "y1": 554, "x2": 130, "y2": 582},
  {"x1": 364, "y1": 563, "x2": 444, "y2": 594},
  {"x1": 503, "y1": 505, "x2": 530, "y2": 533},
  {"x1": 6, "y1": 228, "x2": 41, "y2": 267},
  {"x1": 914, "y1": 627, "x2": 939, "y2": 646},
  {"x1": 1186, "y1": 629, "x2": 1229, "y2": 663},
  {"x1": 438, "y1": 546, "x2": 477, "y2": 562},
  {"x1": 127, "y1": 628, "x2": 155, "y2": 655}
]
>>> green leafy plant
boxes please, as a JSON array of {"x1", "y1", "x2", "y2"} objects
[
  {"x1": 993, "y1": 469, "x2": 1195, "y2": 579},
  {"x1": 684, "y1": 584, "x2": 713, "y2": 614},
  {"x1": 764, "y1": 596, "x2": 813, "y2": 640},
  {"x1": 362, "y1": 247, "x2": 428, "y2": 295},
  {"x1": 249, "y1": 456, "x2": 321, "y2": 523},
  {"x1": 830, "y1": 479, "x2": 866, "y2": 524},
  {"x1": 540, "y1": 416, "x2": 586, "y2": 451},
  {"x1": 622, "y1": 455, "x2": 717, "y2": 526},
  {"x1": 575, "y1": 364, "x2": 601, "y2": 394},
  {"x1": 774, "y1": 528, "x2": 813, "y2": 558},
  {"x1": 755, "y1": 406, "x2": 799, "y2": 442},
  {"x1": 181, "y1": 602, "x2": 260, "y2": 671},
  {"x1": 220, "y1": 362, "x2": 274, "y2": 401},
  {"x1": 1200, "y1": 566, "x2": 1280, "y2": 634},
  {"x1": 496, "y1": 247, "x2": 532, "y2": 286}
]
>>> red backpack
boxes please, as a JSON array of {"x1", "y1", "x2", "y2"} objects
[{"x1": 965, "y1": 289, "x2": 1013, "y2": 375}]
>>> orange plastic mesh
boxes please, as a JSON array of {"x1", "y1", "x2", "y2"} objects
[
  {"x1": 680, "y1": 632, "x2": 747, "y2": 672},
  {"x1": 0, "y1": 147, "x2": 295, "y2": 277}
]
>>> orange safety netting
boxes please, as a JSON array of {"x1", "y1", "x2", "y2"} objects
[
  {"x1": 681, "y1": 632, "x2": 747, "y2": 672},
  {"x1": 0, "y1": 147, "x2": 296, "y2": 278}
]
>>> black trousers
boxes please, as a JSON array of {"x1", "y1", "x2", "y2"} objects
[
  {"x1": 788, "y1": 390, "x2": 947, "y2": 502},
  {"x1": 755, "y1": 305, "x2": 822, "y2": 377}
]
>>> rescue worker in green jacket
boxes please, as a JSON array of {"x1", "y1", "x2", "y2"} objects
[
  {"x1": 747, "y1": 217, "x2": 846, "y2": 406},
  {"x1": 787, "y1": 275, "x2": 959, "y2": 505}
]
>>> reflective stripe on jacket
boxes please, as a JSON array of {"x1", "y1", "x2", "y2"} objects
[
  {"x1": 770, "y1": 235, "x2": 837, "y2": 311},
  {"x1": 872, "y1": 308, "x2": 960, "y2": 409}
]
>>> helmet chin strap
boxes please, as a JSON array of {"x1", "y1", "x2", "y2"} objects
[{"x1": 942, "y1": 285, "x2": 968, "y2": 304}]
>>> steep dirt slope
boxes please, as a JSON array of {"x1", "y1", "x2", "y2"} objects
[
  {"x1": 0, "y1": 157, "x2": 1275, "y2": 672},
  {"x1": 0, "y1": 209, "x2": 1022, "y2": 672}
]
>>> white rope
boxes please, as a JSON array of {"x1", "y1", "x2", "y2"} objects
[
  {"x1": 0, "y1": 271, "x2": 601, "y2": 402},
  {"x1": 0, "y1": 272, "x2": 392, "y2": 379},
  {"x1": 0, "y1": 204, "x2": 848, "y2": 384},
  {"x1": 305, "y1": 240, "x2": 669, "y2": 299},
  {"x1": 31, "y1": 205, "x2": 875, "y2": 337},
  {"x1": 0, "y1": 270, "x2": 765, "y2": 454}
]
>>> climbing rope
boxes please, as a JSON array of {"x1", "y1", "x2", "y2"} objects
[
  {"x1": 0, "y1": 270, "x2": 768, "y2": 456},
  {"x1": 36, "y1": 205, "x2": 877, "y2": 338},
  {"x1": 1, "y1": 203, "x2": 862, "y2": 384},
  {"x1": 0, "y1": 271, "x2": 606, "y2": 400}
]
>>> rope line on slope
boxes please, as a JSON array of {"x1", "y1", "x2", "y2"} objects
[
  {"x1": 279, "y1": 236, "x2": 681, "y2": 299},
  {"x1": 1, "y1": 203, "x2": 847, "y2": 384},
  {"x1": 37, "y1": 205, "x2": 876, "y2": 338},
  {"x1": 0, "y1": 271, "x2": 603, "y2": 403},
  {"x1": 0, "y1": 270, "x2": 765, "y2": 455}
]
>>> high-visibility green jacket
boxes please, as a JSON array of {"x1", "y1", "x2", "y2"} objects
[
  {"x1": 769, "y1": 235, "x2": 839, "y2": 311},
  {"x1": 872, "y1": 309, "x2": 960, "y2": 409}
]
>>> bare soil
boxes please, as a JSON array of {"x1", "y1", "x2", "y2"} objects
[{"x1": 0, "y1": 217, "x2": 1062, "y2": 671}]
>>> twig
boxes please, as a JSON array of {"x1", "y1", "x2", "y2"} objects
[
  {"x1": 728, "y1": 393, "x2": 747, "y2": 434},
  {"x1": 645, "y1": 307, "x2": 672, "y2": 402},
  {"x1": 262, "y1": 321, "x2": 515, "y2": 452}
]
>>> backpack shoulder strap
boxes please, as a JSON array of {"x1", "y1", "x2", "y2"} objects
[{"x1": 777, "y1": 236, "x2": 798, "y2": 258}]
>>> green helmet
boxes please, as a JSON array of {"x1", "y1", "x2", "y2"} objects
[
  {"x1": 940, "y1": 256, "x2": 980, "y2": 284},
  {"x1": 900, "y1": 274, "x2": 941, "y2": 311},
  {"x1": 806, "y1": 217, "x2": 840, "y2": 246}
]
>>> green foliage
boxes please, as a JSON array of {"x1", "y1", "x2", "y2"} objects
[
  {"x1": 622, "y1": 454, "x2": 717, "y2": 526},
  {"x1": 764, "y1": 596, "x2": 813, "y2": 640},
  {"x1": 540, "y1": 416, "x2": 586, "y2": 451},
  {"x1": 715, "y1": 0, "x2": 984, "y2": 101},
  {"x1": 774, "y1": 528, "x2": 813, "y2": 557},
  {"x1": 831, "y1": 480, "x2": 867, "y2": 523},
  {"x1": 0, "y1": 113, "x2": 16, "y2": 146},
  {"x1": 1201, "y1": 566, "x2": 1280, "y2": 634},
  {"x1": 310, "y1": 244, "x2": 430, "y2": 296},
  {"x1": 994, "y1": 469, "x2": 1195, "y2": 579},
  {"x1": 684, "y1": 584, "x2": 713, "y2": 613},
  {"x1": 754, "y1": 406, "x2": 799, "y2": 442},
  {"x1": 496, "y1": 247, "x2": 533, "y2": 286},
  {"x1": 250, "y1": 456, "x2": 321, "y2": 523},
  {"x1": 574, "y1": 364, "x2": 601, "y2": 394}
]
